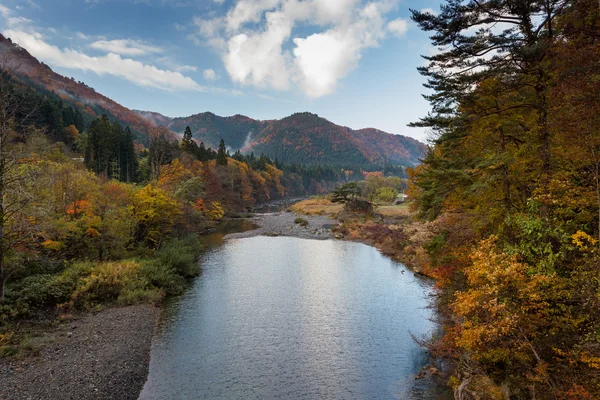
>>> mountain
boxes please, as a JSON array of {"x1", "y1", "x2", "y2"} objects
[
  {"x1": 0, "y1": 34, "x2": 155, "y2": 138},
  {"x1": 0, "y1": 32, "x2": 426, "y2": 168},
  {"x1": 147, "y1": 111, "x2": 427, "y2": 167},
  {"x1": 148, "y1": 112, "x2": 271, "y2": 151}
]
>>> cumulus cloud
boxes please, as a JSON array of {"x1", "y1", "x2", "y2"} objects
[
  {"x1": 5, "y1": 29, "x2": 205, "y2": 92},
  {"x1": 387, "y1": 18, "x2": 408, "y2": 37},
  {"x1": 203, "y1": 68, "x2": 217, "y2": 80},
  {"x1": 89, "y1": 39, "x2": 163, "y2": 56},
  {"x1": 192, "y1": 0, "x2": 403, "y2": 98}
]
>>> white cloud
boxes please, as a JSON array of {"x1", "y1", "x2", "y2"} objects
[
  {"x1": 387, "y1": 18, "x2": 408, "y2": 37},
  {"x1": 0, "y1": 4, "x2": 32, "y2": 28},
  {"x1": 420, "y1": 8, "x2": 437, "y2": 16},
  {"x1": 192, "y1": 0, "x2": 402, "y2": 98},
  {"x1": 89, "y1": 39, "x2": 163, "y2": 56},
  {"x1": 5, "y1": 29, "x2": 205, "y2": 92},
  {"x1": 76, "y1": 31, "x2": 90, "y2": 40},
  {"x1": 203, "y1": 68, "x2": 217, "y2": 80}
]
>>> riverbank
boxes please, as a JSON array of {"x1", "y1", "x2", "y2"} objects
[
  {"x1": 225, "y1": 211, "x2": 338, "y2": 240},
  {"x1": 0, "y1": 305, "x2": 158, "y2": 400}
]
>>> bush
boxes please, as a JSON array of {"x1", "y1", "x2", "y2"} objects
[
  {"x1": 156, "y1": 234, "x2": 203, "y2": 278},
  {"x1": 344, "y1": 199, "x2": 374, "y2": 215},
  {"x1": 70, "y1": 260, "x2": 142, "y2": 308},
  {"x1": 138, "y1": 261, "x2": 186, "y2": 296},
  {"x1": 294, "y1": 217, "x2": 309, "y2": 227}
]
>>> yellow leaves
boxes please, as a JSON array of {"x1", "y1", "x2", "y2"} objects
[
  {"x1": 451, "y1": 236, "x2": 567, "y2": 365},
  {"x1": 42, "y1": 240, "x2": 63, "y2": 251},
  {"x1": 572, "y1": 231, "x2": 598, "y2": 252},
  {"x1": 85, "y1": 227, "x2": 101, "y2": 237},
  {"x1": 205, "y1": 201, "x2": 225, "y2": 221},
  {"x1": 580, "y1": 352, "x2": 600, "y2": 370},
  {"x1": 133, "y1": 184, "x2": 183, "y2": 247}
]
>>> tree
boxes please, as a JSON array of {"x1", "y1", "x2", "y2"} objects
[
  {"x1": 120, "y1": 127, "x2": 137, "y2": 183},
  {"x1": 85, "y1": 115, "x2": 112, "y2": 176},
  {"x1": 148, "y1": 127, "x2": 176, "y2": 181},
  {"x1": 330, "y1": 182, "x2": 362, "y2": 204},
  {"x1": 411, "y1": 0, "x2": 568, "y2": 218},
  {"x1": 216, "y1": 138, "x2": 228, "y2": 166},
  {"x1": 0, "y1": 66, "x2": 40, "y2": 301},
  {"x1": 181, "y1": 125, "x2": 199, "y2": 159}
]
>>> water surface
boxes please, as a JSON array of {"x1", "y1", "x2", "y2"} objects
[{"x1": 140, "y1": 236, "x2": 446, "y2": 399}]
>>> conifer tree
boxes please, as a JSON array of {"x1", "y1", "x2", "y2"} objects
[{"x1": 217, "y1": 138, "x2": 228, "y2": 166}]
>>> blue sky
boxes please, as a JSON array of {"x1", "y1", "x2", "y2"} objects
[{"x1": 0, "y1": 0, "x2": 439, "y2": 142}]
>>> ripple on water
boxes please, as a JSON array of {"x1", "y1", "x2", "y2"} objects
[{"x1": 140, "y1": 236, "x2": 450, "y2": 400}]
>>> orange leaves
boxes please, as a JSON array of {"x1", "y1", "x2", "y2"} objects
[
  {"x1": 193, "y1": 198, "x2": 205, "y2": 212},
  {"x1": 66, "y1": 200, "x2": 91, "y2": 216}
]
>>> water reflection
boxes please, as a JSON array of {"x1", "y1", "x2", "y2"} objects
[{"x1": 140, "y1": 237, "x2": 450, "y2": 400}]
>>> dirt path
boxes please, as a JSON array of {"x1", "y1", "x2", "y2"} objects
[{"x1": 0, "y1": 305, "x2": 158, "y2": 400}]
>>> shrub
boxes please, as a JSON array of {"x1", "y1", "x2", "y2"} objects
[
  {"x1": 70, "y1": 260, "x2": 142, "y2": 308},
  {"x1": 138, "y1": 261, "x2": 186, "y2": 296},
  {"x1": 344, "y1": 199, "x2": 374, "y2": 215},
  {"x1": 294, "y1": 217, "x2": 309, "y2": 227},
  {"x1": 156, "y1": 234, "x2": 203, "y2": 278}
]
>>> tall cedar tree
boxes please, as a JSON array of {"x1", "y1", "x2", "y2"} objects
[{"x1": 216, "y1": 138, "x2": 228, "y2": 166}]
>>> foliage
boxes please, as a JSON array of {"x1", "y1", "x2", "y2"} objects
[
  {"x1": 409, "y1": 1, "x2": 600, "y2": 396},
  {"x1": 330, "y1": 182, "x2": 362, "y2": 204}
]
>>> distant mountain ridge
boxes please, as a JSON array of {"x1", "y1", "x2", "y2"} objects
[
  {"x1": 0, "y1": 32, "x2": 426, "y2": 168},
  {"x1": 140, "y1": 111, "x2": 427, "y2": 167}
]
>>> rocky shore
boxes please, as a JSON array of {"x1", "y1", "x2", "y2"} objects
[
  {"x1": 0, "y1": 305, "x2": 158, "y2": 400},
  {"x1": 224, "y1": 211, "x2": 339, "y2": 241}
]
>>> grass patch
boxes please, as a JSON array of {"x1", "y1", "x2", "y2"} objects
[
  {"x1": 376, "y1": 204, "x2": 411, "y2": 218},
  {"x1": 290, "y1": 198, "x2": 343, "y2": 216}
]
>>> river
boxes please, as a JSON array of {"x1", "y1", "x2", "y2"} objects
[{"x1": 139, "y1": 231, "x2": 449, "y2": 399}]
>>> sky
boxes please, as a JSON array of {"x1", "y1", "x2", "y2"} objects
[{"x1": 0, "y1": 0, "x2": 440, "y2": 142}]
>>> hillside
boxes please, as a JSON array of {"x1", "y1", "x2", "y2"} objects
[
  {"x1": 148, "y1": 111, "x2": 427, "y2": 167},
  {"x1": 158, "y1": 112, "x2": 270, "y2": 150},
  {"x1": 0, "y1": 34, "x2": 155, "y2": 138}
]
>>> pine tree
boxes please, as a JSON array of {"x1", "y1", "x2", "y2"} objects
[
  {"x1": 85, "y1": 115, "x2": 112, "y2": 175},
  {"x1": 410, "y1": 1, "x2": 567, "y2": 218},
  {"x1": 216, "y1": 138, "x2": 228, "y2": 166},
  {"x1": 121, "y1": 127, "x2": 137, "y2": 182},
  {"x1": 110, "y1": 122, "x2": 124, "y2": 180}
]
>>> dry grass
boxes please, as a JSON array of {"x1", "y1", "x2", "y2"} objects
[
  {"x1": 290, "y1": 198, "x2": 343, "y2": 216},
  {"x1": 375, "y1": 204, "x2": 411, "y2": 218}
]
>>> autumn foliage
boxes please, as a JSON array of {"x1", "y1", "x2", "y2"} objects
[{"x1": 409, "y1": 1, "x2": 600, "y2": 397}]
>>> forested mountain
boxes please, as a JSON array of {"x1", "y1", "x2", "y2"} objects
[
  {"x1": 142, "y1": 111, "x2": 427, "y2": 167},
  {"x1": 0, "y1": 32, "x2": 425, "y2": 169},
  {"x1": 137, "y1": 111, "x2": 270, "y2": 151},
  {"x1": 0, "y1": 35, "x2": 154, "y2": 139}
]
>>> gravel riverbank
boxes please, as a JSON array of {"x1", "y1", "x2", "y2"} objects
[
  {"x1": 224, "y1": 211, "x2": 339, "y2": 240},
  {"x1": 0, "y1": 305, "x2": 159, "y2": 400}
]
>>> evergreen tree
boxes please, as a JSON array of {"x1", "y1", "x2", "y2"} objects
[
  {"x1": 110, "y1": 122, "x2": 124, "y2": 180},
  {"x1": 121, "y1": 127, "x2": 137, "y2": 183},
  {"x1": 85, "y1": 115, "x2": 112, "y2": 175},
  {"x1": 410, "y1": 1, "x2": 566, "y2": 218},
  {"x1": 181, "y1": 125, "x2": 199, "y2": 159},
  {"x1": 216, "y1": 138, "x2": 228, "y2": 166}
]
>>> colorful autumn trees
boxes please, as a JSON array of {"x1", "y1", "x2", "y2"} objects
[{"x1": 410, "y1": 0, "x2": 600, "y2": 397}]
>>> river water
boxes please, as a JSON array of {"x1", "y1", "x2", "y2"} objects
[{"x1": 140, "y1": 234, "x2": 448, "y2": 400}]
